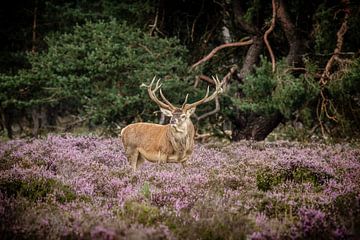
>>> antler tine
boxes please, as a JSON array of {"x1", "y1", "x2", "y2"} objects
[
  {"x1": 145, "y1": 76, "x2": 174, "y2": 110},
  {"x1": 212, "y1": 75, "x2": 223, "y2": 91},
  {"x1": 181, "y1": 94, "x2": 189, "y2": 108},
  {"x1": 155, "y1": 79, "x2": 162, "y2": 90},
  {"x1": 183, "y1": 75, "x2": 223, "y2": 110},
  {"x1": 159, "y1": 89, "x2": 176, "y2": 110}
]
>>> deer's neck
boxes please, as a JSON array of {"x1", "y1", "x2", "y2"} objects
[
  {"x1": 167, "y1": 120, "x2": 194, "y2": 154},
  {"x1": 170, "y1": 119, "x2": 193, "y2": 135}
]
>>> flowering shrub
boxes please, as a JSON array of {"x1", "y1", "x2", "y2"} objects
[{"x1": 0, "y1": 136, "x2": 359, "y2": 239}]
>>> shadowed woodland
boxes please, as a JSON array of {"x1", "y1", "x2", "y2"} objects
[{"x1": 0, "y1": 0, "x2": 359, "y2": 141}]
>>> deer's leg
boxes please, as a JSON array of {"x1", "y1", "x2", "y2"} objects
[
  {"x1": 181, "y1": 162, "x2": 187, "y2": 169},
  {"x1": 137, "y1": 154, "x2": 146, "y2": 168},
  {"x1": 180, "y1": 156, "x2": 189, "y2": 169},
  {"x1": 128, "y1": 149, "x2": 139, "y2": 171}
]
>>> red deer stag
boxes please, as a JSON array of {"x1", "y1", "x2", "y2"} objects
[{"x1": 121, "y1": 76, "x2": 223, "y2": 170}]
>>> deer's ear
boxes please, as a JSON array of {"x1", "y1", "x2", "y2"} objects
[
  {"x1": 160, "y1": 108, "x2": 173, "y2": 117},
  {"x1": 186, "y1": 107, "x2": 196, "y2": 117}
]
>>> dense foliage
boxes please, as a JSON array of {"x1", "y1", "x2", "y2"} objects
[
  {"x1": 235, "y1": 58, "x2": 319, "y2": 118},
  {"x1": 0, "y1": 19, "x2": 196, "y2": 135},
  {"x1": 1, "y1": 135, "x2": 359, "y2": 239},
  {"x1": 1, "y1": 0, "x2": 360, "y2": 140}
]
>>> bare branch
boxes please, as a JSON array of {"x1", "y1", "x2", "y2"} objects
[
  {"x1": 192, "y1": 67, "x2": 237, "y2": 121},
  {"x1": 149, "y1": 8, "x2": 165, "y2": 37},
  {"x1": 198, "y1": 75, "x2": 215, "y2": 85},
  {"x1": 222, "y1": 66, "x2": 237, "y2": 91},
  {"x1": 191, "y1": 0, "x2": 204, "y2": 42},
  {"x1": 194, "y1": 95, "x2": 220, "y2": 121},
  {"x1": 264, "y1": 0, "x2": 277, "y2": 72},
  {"x1": 319, "y1": 10, "x2": 349, "y2": 85},
  {"x1": 317, "y1": 1, "x2": 350, "y2": 133},
  {"x1": 190, "y1": 39, "x2": 254, "y2": 70},
  {"x1": 195, "y1": 66, "x2": 237, "y2": 91},
  {"x1": 184, "y1": 76, "x2": 223, "y2": 111}
]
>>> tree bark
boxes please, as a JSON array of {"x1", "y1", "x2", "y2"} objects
[
  {"x1": 230, "y1": 1, "x2": 283, "y2": 141},
  {"x1": 277, "y1": 0, "x2": 306, "y2": 66},
  {"x1": 231, "y1": 111, "x2": 282, "y2": 141},
  {"x1": 31, "y1": 107, "x2": 40, "y2": 137},
  {"x1": 237, "y1": 36, "x2": 263, "y2": 81},
  {"x1": 0, "y1": 107, "x2": 13, "y2": 139}
]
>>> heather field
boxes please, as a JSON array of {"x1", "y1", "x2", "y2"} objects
[{"x1": 0, "y1": 135, "x2": 359, "y2": 240}]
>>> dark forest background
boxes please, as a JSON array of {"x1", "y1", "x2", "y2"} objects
[{"x1": 1, "y1": 0, "x2": 359, "y2": 141}]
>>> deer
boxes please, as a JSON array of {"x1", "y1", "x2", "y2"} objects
[{"x1": 121, "y1": 76, "x2": 223, "y2": 171}]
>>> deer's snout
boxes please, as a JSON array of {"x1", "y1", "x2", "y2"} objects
[{"x1": 170, "y1": 118, "x2": 177, "y2": 124}]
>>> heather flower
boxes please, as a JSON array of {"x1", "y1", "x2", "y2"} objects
[{"x1": 0, "y1": 135, "x2": 359, "y2": 239}]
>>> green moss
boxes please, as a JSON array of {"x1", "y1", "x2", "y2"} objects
[{"x1": 0, "y1": 178, "x2": 76, "y2": 203}]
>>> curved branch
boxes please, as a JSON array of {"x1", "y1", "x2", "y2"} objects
[
  {"x1": 192, "y1": 67, "x2": 236, "y2": 122},
  {"x1": 317, "y1": 1, "x2": 350, "y2": 132},
  {"x1": 190, "y1": 39, "x2": 254, "y2": 70},
  {"x1": 194, "y1": 96, "x2": 220, "y2": 121},
  {"x1": 264, "y1": 0, "x2": 277, "y2": 72},
  {"x1": 319, "y1": 9, "x2": 349, "y2": 85}
]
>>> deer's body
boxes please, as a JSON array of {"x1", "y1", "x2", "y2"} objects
[
  {"x1": 121, "y1": 76, "x2": 222, "y2": 170},
  {"x1": 121, "y1": 119, "x2": 195, "y2": 168}
]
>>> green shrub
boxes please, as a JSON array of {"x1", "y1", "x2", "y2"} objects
[
  {"x1": 256, "y1": 166, "x2": 332, "y2": 192},
  {"x1": 169, "y1": 209, "x2": 254, "y2": 240},
  {"x1": 0, "y1": 19, "x2": 196, "y2": 134},
  {"x1": 326, "y1": 58, "x2": 360, "y2": 137},
  {"x1": 236, "y1": 57, "x2": 319, "y2": 119},
  {"x1": 123, "y1": 201, "x2": 161, "y2": 226},
  {"x1": 0, "y1": 178, "x2": 76, "y2": 203}
]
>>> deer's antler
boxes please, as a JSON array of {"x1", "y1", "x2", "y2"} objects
[
  {"x1": 183, "y1": 76, "x2": 224, "y2": 111},
  {"x1": 143, "y1": 76, "x2": 175, "y2": 111}
]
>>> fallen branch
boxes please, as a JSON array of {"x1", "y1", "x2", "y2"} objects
[{"x1": 190, "y1": 39, "x2": 253, "y2": 70}]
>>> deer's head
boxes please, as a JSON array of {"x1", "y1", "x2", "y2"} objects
[{"x1": 144, "y1": 76, "x2": 223, "y2": 131}]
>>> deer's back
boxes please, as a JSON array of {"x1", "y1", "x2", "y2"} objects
[{"x1": 121, "y1": 123, "x2": 173, "y2": 154}]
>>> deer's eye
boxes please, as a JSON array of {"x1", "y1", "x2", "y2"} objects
[{"x1": 181, "y1": 115, "x2": 186, "y2": 120}]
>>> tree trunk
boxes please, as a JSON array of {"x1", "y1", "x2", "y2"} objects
[
  {"x1": 0, "y1": 108, "x2": 13, "y2": 139},
  {"x1": 229, "y1": 1, "x2": 283, "y2": 141},
  {"x1": 277, "y1": 0, "x2": 307, "y2": 66},
  {"x1": 237, "y1": 36, "x2": 263, "y2": 81},
  {"x1": 31, "y1": 107, "x2": 40, "y2": 137},
  {"x1": 231, "y1": 111, "x2": 282, "y2": 141},
  {"x1": 232, "y1": 40, "x2": 283, "y2": 141}
]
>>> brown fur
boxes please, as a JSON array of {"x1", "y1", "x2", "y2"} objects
[
  {"x1": 121, "y1": 76, "x2": 222, "y2": 170},
  {"x1": 121, "y1": 120, "x2": 195, "y2": 170}
]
